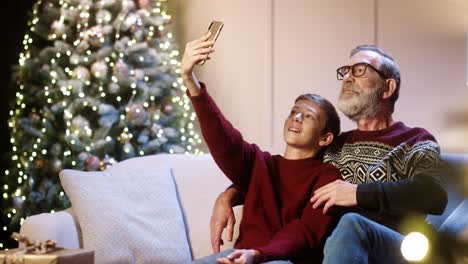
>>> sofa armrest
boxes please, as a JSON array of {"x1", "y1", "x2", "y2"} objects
[
  {"x1": 19, "y1": 208, "x2": 81, "y2": 249},
  {"x1": 439, "y1": 199, "x2": 468, "y2": 236}
]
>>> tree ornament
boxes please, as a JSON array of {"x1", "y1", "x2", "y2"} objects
[
  {"x1": 91, "y1": 61, "x2": 109, "y2": 79},
  {"x1": 72, "y1": 66, "x2": 90, "y2": 82},
  {"x1": 50, "y1": 159, "x2": 63, "y2": 173},
  {"x1": 113, "y1": 59, "x2": 130, "y2": 80},
  {"x1": 85, "y1": 155, "x2": 101, "y2": 171},
  {"x1": 126, "y1": 103, "x2": 147, "y2": 126},
  {"x1": 164, "y1": 104, "x2": 174, "y2": 114},
  {"x1": 108, "y1": 83, "x2": 120, "y2": 94},
  {"x1": 100, "y1": 155, "x2": 116, "y2": 170},
  {"x1": 69, "y1": 53, "x2": 82, "y2": 65},
  {"x1": 34, "y1": 158, "x2": 44, "y2": 170},
  {"x1": 71, "y1": 115, "x2": 91, "y2": 136}
]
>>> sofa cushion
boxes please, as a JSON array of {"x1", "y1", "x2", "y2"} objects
[
  {"x1": 107, "y1": 154, "x2": 243, "y2": 259},
  {"x1": 59, "y1": 165, "x2": 191, "y2": 264}
]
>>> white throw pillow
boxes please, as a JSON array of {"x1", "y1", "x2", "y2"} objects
[{"x1": 59, "y1": 164, "x2": 191, "y2": 264}]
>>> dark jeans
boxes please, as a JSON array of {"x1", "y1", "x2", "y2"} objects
[{"x1": 323, "y1": 213, "x2": 407, "y2": 264}]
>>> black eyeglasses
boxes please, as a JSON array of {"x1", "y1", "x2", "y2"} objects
[{"x1": 336, "y1": 62, "x2": 388, "y2": 80}]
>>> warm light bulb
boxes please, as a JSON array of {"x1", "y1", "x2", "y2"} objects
[{"x1": 401, "y1": 232, "x2": 429, "y2": 262}]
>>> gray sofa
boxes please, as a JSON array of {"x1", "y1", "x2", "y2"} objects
[
  {"x1": 427, "y1": 153, "x2": 468, "y2": 232},
  {"x1": 18, "y1": 153, "x2": 468, "y2": 262}
]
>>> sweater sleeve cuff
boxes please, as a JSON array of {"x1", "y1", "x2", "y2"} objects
[
  {"x1": 185, "y1": 81, "x2": 207, "y2": 98},
  {"x1": 356, "y1": 182, "x2": 379, "y2": 210},
  {"x1": 251, "y1": 248, "x2": 268, "y2": 263},
  {"x1": 185, "y1": 82, "x2": 214, "y2": 112}
]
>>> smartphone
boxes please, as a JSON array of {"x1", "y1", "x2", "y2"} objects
[{"x1": 198, "y1": 21, "x2": 223, "y2": 65}]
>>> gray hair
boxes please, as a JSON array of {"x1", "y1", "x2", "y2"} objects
[{"x1": 350, "y1": 45, "x2": 401, "y2": 114}]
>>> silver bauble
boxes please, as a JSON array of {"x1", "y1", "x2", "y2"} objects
[
  {"x1": 72, "y1": 66, "x2": 90, "y2": 82},
  {"x1": 126, "y1": 104, "x2": 147, "y2": 126},
  {"x1": 113, "y1": 59, "x2": 129, "y2": 80},
  {"x1": 91, "y1": 61, "x2": 109, "y2": 79},
  {"x1": 50, "y1": 159, "x2": 63, "y2": 173},
  {"x1": 71, "y1": 115, "x2": 91, "y2": 136},
  {"x1": 108, "y1": 83, "x2": 120, "y2": 94}
]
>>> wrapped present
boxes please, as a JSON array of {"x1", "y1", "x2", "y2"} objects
[{"x1": 0, "y1": 233, "x2": 94, "y2": 264}]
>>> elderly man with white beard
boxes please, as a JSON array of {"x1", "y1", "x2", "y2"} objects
[{"x1": 209, "y1": 45, "x2": 447, "y2": 264}]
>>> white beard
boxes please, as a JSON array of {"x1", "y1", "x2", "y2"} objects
[{"x1": 337, "y1": 83, "x2": 384, "y2": 121}]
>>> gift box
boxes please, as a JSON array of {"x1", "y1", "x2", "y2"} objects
[
  {"x1": 0, "y1": 248, "x2": 94, "y2": 264},
  {"x1": 1, "y1": 233, "x2": 93, "y2": 264}
]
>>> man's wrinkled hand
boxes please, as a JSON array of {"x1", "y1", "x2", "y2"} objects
[{"x1": 310, "y1": 180, "x2": 358, "y2": 214}]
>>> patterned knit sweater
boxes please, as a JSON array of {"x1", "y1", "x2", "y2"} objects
[{"x1": 323, "y1": 121, "x2": 447, "y2": 229}]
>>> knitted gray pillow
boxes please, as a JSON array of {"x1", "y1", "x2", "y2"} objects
[{"x1": 60, "y1": 165, "x2": 191, "y2": 264}]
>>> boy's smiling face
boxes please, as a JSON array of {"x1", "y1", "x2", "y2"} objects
[{"x1": 283, "y1": 99, "x2": 329, "y2": 151}]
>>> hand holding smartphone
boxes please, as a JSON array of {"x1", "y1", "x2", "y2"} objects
[{"x1": 198, "y1": 21, "x2": 223, "y2": 65}]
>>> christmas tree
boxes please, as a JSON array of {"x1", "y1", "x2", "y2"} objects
[{"x1": 1, "y1": 0, "x2": 203, "y2": 248}]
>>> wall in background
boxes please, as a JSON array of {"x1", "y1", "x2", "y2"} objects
[
  {"x1": 169, "y1": 0, "x2": 274, "y2": 150},
  {"x1": 170, "y1": 0, "x2": 468, "y2": 154},
  {"x1": 378, "y1": 0, "x2": 468, "y2": 152}
]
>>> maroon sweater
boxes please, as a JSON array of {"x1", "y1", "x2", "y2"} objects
[{"x1": 188, "y1": 83, "x2": 340, "y2": 263}]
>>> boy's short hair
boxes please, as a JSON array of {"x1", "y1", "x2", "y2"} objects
[{"x1": 295, "y1": 94, "x2": 341, "y2": 139}]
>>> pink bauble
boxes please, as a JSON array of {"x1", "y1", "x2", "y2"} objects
[
  {"x1": 85, "y1": 155, "x2": 101, "y2": 171},
  {"x1": 164, "y1": 104, "x2": 173, "y2": 114}
]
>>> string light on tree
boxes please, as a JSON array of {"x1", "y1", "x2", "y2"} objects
[{"x1": 1, "y1": 0, "x2": 204, "y2": 248}]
